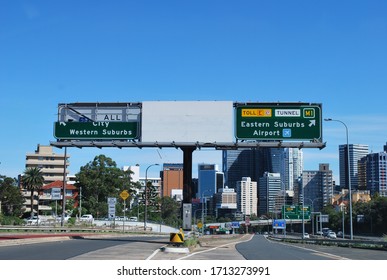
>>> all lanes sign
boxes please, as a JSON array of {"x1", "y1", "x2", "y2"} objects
[{"x1": 235, "y1": 103, "x2": 322, "y2": 141}]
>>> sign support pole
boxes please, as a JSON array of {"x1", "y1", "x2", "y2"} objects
[
  {"x1": 182, "y1": 146, "x2": 195, "y2": 204},
  {"x1": 61, "y1": 147, "x2": 67, "y2": 227}
]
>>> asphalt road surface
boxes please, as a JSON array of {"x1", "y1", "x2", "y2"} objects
[
  {"x1": 236, "y1": 235, "x2": 387, "y2": 260},
  {"x1": 1, "y1": 234, "x2": 386, "y2": 260},
  {"x1": 0, "y1": 235, "x2": 170, "y2": 260}
]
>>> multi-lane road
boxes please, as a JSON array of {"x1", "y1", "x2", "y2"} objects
[{"x1": 0, "y1": 234, "x2": 386, "y2": 260}]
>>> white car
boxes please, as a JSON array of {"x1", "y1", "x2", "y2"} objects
[
  {"x1": 56, "y1": 214, "x2": 71, "y2": 223},
  {"x1": 26, "y1": 216, "x2": 41, "y2": 225},
  {"x1": 80, "y1": 214, "x2": 94, "y2": 223},
  {"x1": 303, "y1": 233, "x2": 310, "y2": 239},
  {"x1": 327, "y1": 231, "x2": 337, "y2": 239}
]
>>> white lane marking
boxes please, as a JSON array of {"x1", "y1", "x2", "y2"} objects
[
  {"x1": 146, "y1": 245, "x2": 168, "y2": 260},
  {"x1": 177, "y1": 234, "x2": 254, "y2": 260}
]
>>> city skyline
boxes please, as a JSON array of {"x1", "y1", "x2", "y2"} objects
[{"x1": 1, "y1": 1, "x2": 386, "y2": 182}]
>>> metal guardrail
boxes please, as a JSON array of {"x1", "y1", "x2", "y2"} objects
[
  {"x1": 269, "y1": 235, "x2": 387, "y2": 251},
  {"x1": 0, "y1": 222, "x2": 168, "y2": 234},
  {"x1": 0, "y1": 225, "x2": 117, "y2": 233}
]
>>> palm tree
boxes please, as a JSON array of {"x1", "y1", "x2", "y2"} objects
[{"x1": 22, "y1": 167, "x2": 44, "y2": 219}]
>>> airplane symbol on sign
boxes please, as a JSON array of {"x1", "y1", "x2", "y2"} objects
[{"x1": 283, "y1": 129, "x2": 291, "y2": 137}]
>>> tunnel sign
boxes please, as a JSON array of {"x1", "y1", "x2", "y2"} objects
[{"x1": 235, "y1": 104, "x2": 322, "y2": 141}]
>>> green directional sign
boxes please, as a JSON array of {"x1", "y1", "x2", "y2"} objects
[
  {"x1": 283, "y1": 205, "x2": 298, "y2": 219},
  {"x1": 283, "y1": 205, "x2": 311, "y2": 219},
  {"x1": 235, "y1": 104, "x2": 322, "y2": 141},
  {"x1": 297, "y1": 205, "x2": 311, "y2": 220},
  {"x1": 54, "y1": 121, "x2": 138, "y2": 140}
]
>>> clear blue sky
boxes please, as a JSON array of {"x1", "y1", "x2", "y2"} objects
[{"x1": 1, "y1": 0, "x2": 386, "y2": 182}]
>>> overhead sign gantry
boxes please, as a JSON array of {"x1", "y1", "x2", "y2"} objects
[
  {"x1": 51, "y1": 101, "x2": 325, "y2": 199},
  {"x1": 51, "y1": 101, "x2": 325, "y2": 230},
  {"x1": 52, "y1": 101, "x2": 324, "y2": 149}
]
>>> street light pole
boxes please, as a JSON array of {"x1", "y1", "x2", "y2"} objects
[
  {"x1": 279, "y1": 179, "x2": 286, "y2": 237},
  {"x1": 144, "y1": 163, "x2": 159, "y2": 231},
  {"x1": 61, "y1": 146, "x2": 67, "y2": 227},
  {"x1": 302, "y1": 180, "x2": 305, "y2": 240},
  {"x1": 78, "y1": 186, "x2": 82, "y2": 220},
  {"x1": 340, "y1": 203, "x2": 345, "y2": 239},
  {"x1": 325, "y1": 118, "x2": 353, "y2": 240}
]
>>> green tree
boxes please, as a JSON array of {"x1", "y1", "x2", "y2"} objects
[
  {"x1": 0, "y1": 175, "x2": 25, "y2": 217},
  {"x1": 321, "y1": 196, "x2": 387, "y2": 236},
  {"x1": 75, "y1": 155, "x2": 137, "y2": 218},
  {"x1": 22, "y1": 167, "x2": 44, "y2": 218},
  {"x1": 354, "y1": 195, "x2": 387, "y2": 235},
  {"x1": 143, "y1": 181, "x2": 159, "y2": 208},
  {"x1": 159, "y1": 196, "x2": 181, "y2": 228}
]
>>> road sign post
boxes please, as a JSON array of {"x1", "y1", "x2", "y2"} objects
[
  {"x1": 107, "y1": 197, "x2": 117, "y2": 223},
  {"x1": 119, "y1": 191, "x2": 130, "y2": 232}
]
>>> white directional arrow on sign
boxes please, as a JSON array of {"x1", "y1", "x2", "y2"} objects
[{"x1": 309, "y1": 120, "x2": 316, "y2": 127}]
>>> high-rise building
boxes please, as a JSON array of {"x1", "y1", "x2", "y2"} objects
[
  {"x1": 215, "y1": 186, "x2": 237, "y2": 218},
  {"x1": 288, "y1": 148, "x2": 304, "y2": 191},
  {"x1": 301, "y1": 163, "x2": 333, "y2": 212},
  {"x1": 258, "y1": 172, "x2": 282, "y2": 216},
  {"x1": 339, "y1": 144, "x2": 368, "y2": 190},
  {"x1": 197, "y1": 163, "x2": 223, "y2": 199},
  {"x1": 222, "y1": 149, "x2": 264, "y2": 190},
  {"x1": 358, "y1": 152, "x2": 387, "y2": 197},
  {"x1": 271, "y1": 148, "x2": 303, "y2": 204},
  {"x1": 223, "y1": 148, "x2": 303, "y2": 213},
  {"x1": 160, "y1": 163, "x2": 183, "y2": 199},
  {"x1": 24, "y1": 144, "x2": 69, "y2": 185},
  {"x1": 223, "y1": 148, "x2": 302, "y2": 191},
  {"x1": 237, "y1": 177, "x2": 257, "y2": 216}
]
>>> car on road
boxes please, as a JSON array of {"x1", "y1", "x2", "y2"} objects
[
  {"x1": 56, "y1": 214, "x2": 71, "y2": 223},
  {"x1": 303, "y1": 233, "x2": 310, "y2": 239},
  {"x1": 322, "y1": 227, "x2": 331, "y2": 237},
  {"x1": 25, "y1": 216, "x2": 41, "y2": 225},
  {"x1": 80, "y1": 214, "x2": 94, "y2": 223},
  {"x1": 327, "y1": 231, "x2": 337, "y2": 239}
]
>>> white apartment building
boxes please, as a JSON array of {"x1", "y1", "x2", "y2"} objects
[{"x1": 237, "y1": 177, "x2": 257, "y2": 216}]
